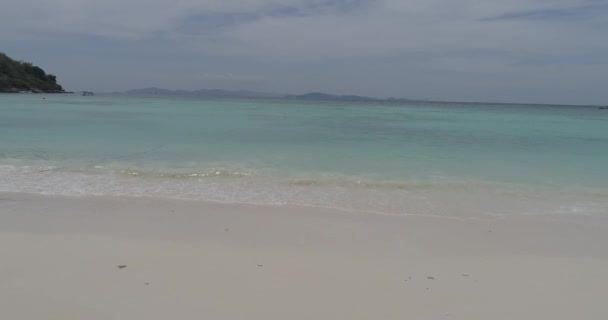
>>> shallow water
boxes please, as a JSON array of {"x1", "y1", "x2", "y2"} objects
[{"x1": 1, "y1": 93, "x2": 607, "y2": 217}]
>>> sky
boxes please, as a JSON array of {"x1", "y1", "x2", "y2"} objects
[{"x1": 1, "y1": 0, "x2": 607, "y2": 104}]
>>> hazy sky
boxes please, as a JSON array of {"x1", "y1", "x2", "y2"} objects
[{"x1": 2, "y1": 0, "x2": 607, "y2": 104}]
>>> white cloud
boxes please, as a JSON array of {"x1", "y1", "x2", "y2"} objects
[
  {"x1": 2, "y1": 0, "x2": 607, "y2": 103},
  {"x1": 2, "y1": 0, "x2": 606, "y2": 59}
]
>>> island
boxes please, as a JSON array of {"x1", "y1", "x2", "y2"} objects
[
  {"x1": 125, "y1": 87, "x2": 420, "y2": 103},
  {"x1": 0, "y1": 52, "x2": 66, "y2": 93}
]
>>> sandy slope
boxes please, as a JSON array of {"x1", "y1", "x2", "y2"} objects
[{"x1": 1, "y1": 192, "x2": 607, "y2": 320}]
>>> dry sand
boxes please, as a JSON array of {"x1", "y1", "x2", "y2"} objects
[{"x1": 1, "y1": 192, "x2": 607, "y2": 319}]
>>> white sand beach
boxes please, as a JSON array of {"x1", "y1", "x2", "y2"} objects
[{"x1": 1, "y1": 192, "x2": 607, "y2": 320}]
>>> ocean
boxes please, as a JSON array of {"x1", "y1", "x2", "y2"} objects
[{"x1": 1, "y1": 93, "x2": 607, "y2": 218}]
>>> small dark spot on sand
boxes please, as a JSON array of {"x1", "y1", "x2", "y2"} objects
[
  {"x1": 118, "y1": 265, "x2": 127, "y2": 269},
  {"x1": 257, "y1": 264, "x2": 263, "y2": 267},
  {"x1": 462, "y1": 274, "x2": 470, "y2": 277},
  {"x1": 225, "y1": 228, "x2": 229, "y2": 231},
  {"x1": 427, "y1": 276, "x2": 435, "y2": 280},
  {"x1": 145, "y1": 282, "x2": 150, "y2": 285}
]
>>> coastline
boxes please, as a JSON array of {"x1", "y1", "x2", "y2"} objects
[
  {"x1": 0, "y1": 90, "x2": 71, "y2": 93},
  {"x1": 1, "y1": 192, "x2": 607, "y2": 319}
]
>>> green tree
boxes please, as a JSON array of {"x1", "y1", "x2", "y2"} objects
[{"x1": 0, "y1": 52, "x2": 65, "y2": 93}]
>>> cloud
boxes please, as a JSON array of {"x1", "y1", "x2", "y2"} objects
[
  {"x1": 200, "y1": 0, "x2": 606, "y2": 61},
  {"x1": 484, "y1": 2, "x2": 608, "y2": 21},
  {"x1": 1, "y1": 0, "x2": 607, "y2": 103},
  {"x1": 0, "y1": 0, "x2": 373, "y2": 37},
  {"x1": 2, "y1": 0, "x2": 606, "y2": 59}
]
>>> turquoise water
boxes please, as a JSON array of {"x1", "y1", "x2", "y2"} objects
[{"x1": 1, "y1": 93, "x2": 607, "y2": 217}]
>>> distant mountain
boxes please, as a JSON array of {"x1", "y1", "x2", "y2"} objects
[
  {"x1": 286, "y1": 92, "x2": 379, "y2": 102},
  {"x1": 124, "y1": 87, "x2": 415, "y2": 103},
  {"x1": 0, "y1": 52, "x2": 66, "y2": 93},
  {"x1": 125, "y1": 87, "x2": 282, "y2": 98}
]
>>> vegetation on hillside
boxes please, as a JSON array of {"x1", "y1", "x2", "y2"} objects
[{"x1": 0, "y1": 52, "x2": 65, "y2": 93}]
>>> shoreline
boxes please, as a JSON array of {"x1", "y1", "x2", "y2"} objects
[{"x1": 1, "y1": 192, "x2": 607, "y2": 319}]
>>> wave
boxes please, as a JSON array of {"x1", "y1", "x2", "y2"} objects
[{"x1": 1, "y1": 160, "x2": 607, "y2": 218}]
